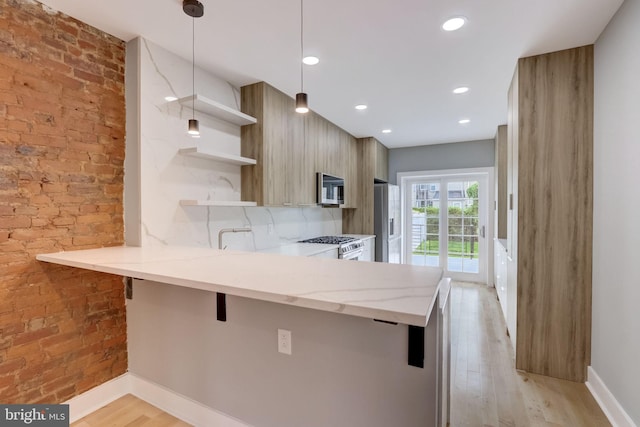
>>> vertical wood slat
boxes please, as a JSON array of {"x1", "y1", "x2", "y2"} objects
[
  {"x1": 241, "y1": 82, "x2": 265, "y2": 205},
  {"x1": 375, "y1": 140, "x2": 389, "y2": 182},
  {"x1": 514, "y1": 45, "x2": 593, "y2": 382},
  {"x1": 342, "y1": 137, "x2": 377, "y2": 234}
]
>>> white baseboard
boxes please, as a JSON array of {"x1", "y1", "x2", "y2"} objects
[
  {"x1": 64, "y1": 373, "x2": 250, "y2": 427},
  {"x1": 586, "y1": 366, "x2": 637, "y2": 427},
  {"x1": 128, "y1": 373, "x2": 250, "y2": 427},
  {"x1": 64, "y1": 374, "x2": 130, "y2": 422}
]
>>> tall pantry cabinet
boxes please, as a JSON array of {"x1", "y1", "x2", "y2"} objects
[{"x1": 507, "y1": 45, "x2": 593, "y2": 383}]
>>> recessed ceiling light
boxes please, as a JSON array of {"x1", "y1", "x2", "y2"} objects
[
  {"x1": 164, "y1": 96, "x2": 178, "y2": 102},
  {"x1": 453, "y1": 86, "x2": 469, "y2": 94},
  {"x1": 302, "y1": 56, "x2": 319, "y2": 65},
  {"x1": 442, "y1": 17, "x2": 466, "y2": 31},
  {"x1": 355, "y1": 104, "x2": 368, "y2": 110},
  {"x1": 382, "y1": 129, "x2": 392, "y2": 134},
  {"x1": 458, "y1": 119, "x2": 471, "y2": 124}
]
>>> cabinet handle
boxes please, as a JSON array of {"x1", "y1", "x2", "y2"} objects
[
  {"x1": 283, "y1": 202, "x2": 292, "y2": 206},
  {"x1": 509, "y1": 194, "x2": 513, "y2": 210}
]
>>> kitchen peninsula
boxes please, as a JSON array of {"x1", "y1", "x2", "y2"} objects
[{"x1": 37, "y1": 246, "x2": 448, "y2": 427}]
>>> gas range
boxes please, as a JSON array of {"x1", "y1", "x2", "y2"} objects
[{"x1": 299, "y1": 235, "x2": 364, "y2": 260}]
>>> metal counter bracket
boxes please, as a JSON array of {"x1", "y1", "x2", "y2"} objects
[
  {"x1": 408, "y1": 325, "x2": 424, "y2": 368},
  {"x1": 125, "y1": 277, "x2": 133, "y2": 300},
  {"x1": 216, "y1": 293, "x2": 227, "y2": 322}
]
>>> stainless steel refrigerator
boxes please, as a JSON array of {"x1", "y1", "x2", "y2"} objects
[{"x1": 374, "y1": 183, "x2": 402, "y2": 263}]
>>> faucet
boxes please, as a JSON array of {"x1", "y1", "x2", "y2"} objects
[{"x1": 218, "y1": 227, "x2": 252, "y2": 250}]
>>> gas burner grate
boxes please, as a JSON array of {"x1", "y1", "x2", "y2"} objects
[{"x1": 299, "y1": 236, "x2": 356, "y2": 245}]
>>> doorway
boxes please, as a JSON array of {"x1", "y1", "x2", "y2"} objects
[{"x1": 400, "y1": 168, "x2": 493, "y2": 283}]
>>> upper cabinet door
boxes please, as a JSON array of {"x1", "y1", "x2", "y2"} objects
[
  {"x1": 242, "y1": 81, "x2": 358, "y2": 208},
  {"x1": 375, "y1": 141, "x2": 389, "y2": 182}
]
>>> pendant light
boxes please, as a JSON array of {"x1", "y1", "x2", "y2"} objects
[
  {"x1": 183, "y1": 0, "x2": 204, "y2": 135},
  {"x1": 295, "y1": 0, "x2": 309, "y2": 113}
]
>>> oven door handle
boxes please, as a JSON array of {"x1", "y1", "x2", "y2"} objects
[{"x1": 341, "y1": 249, "x2": 364, "y2": 260}]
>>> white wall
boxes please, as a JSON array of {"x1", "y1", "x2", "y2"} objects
[
  {"x1": 592, "y1": 0, "x2": 640, "y2": 424},
  {"x1": 125, "y1": 37, "x2": 341, "y2": 251}
]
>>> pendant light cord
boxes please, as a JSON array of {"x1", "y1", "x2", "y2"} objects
[
  {"x1": 300, "y1": 0, "x2": 304, "y2": 92},
  {"x1": 192, "y1": 15, "x2": 195, "y2": 117}
]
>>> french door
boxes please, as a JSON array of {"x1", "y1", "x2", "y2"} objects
[{"x1": 402, "y1": 171, "x2": 491, "y2": 283}]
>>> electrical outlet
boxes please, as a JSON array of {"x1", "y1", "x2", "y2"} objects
[{"x1": 278, "y1": 329, "x2": 292, "y2": 355}]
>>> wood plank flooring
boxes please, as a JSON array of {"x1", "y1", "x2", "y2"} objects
[
  {"x1": 71, "y1": 394, "x2": 191, "y2": 427},
  {"x1": 71, "y1": 282, "x2": 610, "y2": 427},
  {"x1": 450, "y1": 281, "x2": 610, "y2": 427}
]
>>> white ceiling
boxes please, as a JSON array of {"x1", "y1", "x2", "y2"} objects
[{"x1": 37, "y1": 0, "x2": 623, "y2": 148}]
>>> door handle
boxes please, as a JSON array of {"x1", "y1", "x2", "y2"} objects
[{"x1": 480, "y1": 225, "x2": 485, "y2": 238}]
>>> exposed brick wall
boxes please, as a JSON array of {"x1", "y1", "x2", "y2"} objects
[{"x1": 0, "y1": 0, "x2": 127, "y2": 403}]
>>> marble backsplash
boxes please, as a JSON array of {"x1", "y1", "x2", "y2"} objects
[{"x1": 131, "y1": 37, "x2": 341, "y2": 250}]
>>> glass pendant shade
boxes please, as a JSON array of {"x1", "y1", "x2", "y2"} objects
[
  {"x1": 295, "y1": 92, "x2": 309, "y2": 114},
  {"x1": 188, "y1": 118, "x2": 200, "y2": 135}
]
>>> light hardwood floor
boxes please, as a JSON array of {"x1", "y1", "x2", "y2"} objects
[
  {"x1": 450, "y1": 281, "x2": 610, "y2": 427},
  {"x1": 71, "y1": 394, "x2": 191, "y2": 427},
  {"x1": 71, "y1": 282, "x2": 610, "y2": 427}
]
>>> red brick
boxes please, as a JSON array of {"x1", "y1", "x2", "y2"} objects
[
  {"x1": 56, "y1": 21, "x2": 78, "y2": 38},
  {"x1": 13, "y1": 74, "x2": 62, "y2": 96},
  {"x1": 13, "y1": 206, "x2": 38, "y2": 216},
  {"x1": 39, "y1": 159, "x2": 82, "y2": 173},
  {"x1": 41, "y1": 35, "x2": 67, "y2": 52},
  {"x1": 0, "y1": 206, "x2": 15, "y2": 215},
  {"x1": 0, "y1": 0, "x2": 126, "y2": 405},
  {"x1": 0, "y1": 358, "x2": 25, "y2": 375},
  {"x1": 0, "y1": 215, "x2": 30, "y2": 229}
]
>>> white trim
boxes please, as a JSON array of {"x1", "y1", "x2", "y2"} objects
[
  {"x1": 129, "y1": 373, "x2": 251, "y2": 427},
  {"x1": 398, "y1": 167, "x2": 495, "y2": 285},
  {"x1": 64, "y1": 373, "x2": 251, "y2": 427},
  {"x1": 586, "y1": 366, "x2": 637, "y2": 427},
  {"x1": 64, "y1": 373, "x2": 130, "y2": 422}
]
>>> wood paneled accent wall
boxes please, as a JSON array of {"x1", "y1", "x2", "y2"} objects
[
  {"x1": 0, "y1": 0, "x2": 127, "y2": 403},
  {"x1": 512, "y1": 45, "x2": 593, "y2": 382},
  {"x1": 494, "y1": 125, "x2": 507, "y2": 239}
]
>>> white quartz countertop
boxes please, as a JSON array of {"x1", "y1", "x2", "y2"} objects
[
  {"x1": 258, "y1": 235, "x2": 375, "y2": 257},
  {"x1": 259, "y1": 242, "x2": 339, "y2": 257},
  {"x1": 36, "y1": 245, "x2": 443, "y2": 326}
]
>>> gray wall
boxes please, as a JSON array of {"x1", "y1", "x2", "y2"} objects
[
  {"x1": 592, "y1": 0, "x2": 640, "y2": 424},
  {"x1": 128, "y1": 279, "x2": 438, "y2": 427},
  {"x1": 388, "y1": 139, "x2": 495, "y2": 184}
]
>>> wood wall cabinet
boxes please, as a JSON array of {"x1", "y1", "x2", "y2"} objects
[
  {"x1": 494, "y1": 125, "x2": 507, "y2": 239},
  {"x1": 240, "y1": 81, "x2": 386, "y2": 234},
  {"x1": 306, "y1": 111, "x2": 359, "y2": 208},
  {"x1": 375, "y1": 140, "x2": 389, "y2": 182},
  {"x1": 507, "y1": 45, "x2": 593, "y2": 383},
  {"x1": 342, "y1": 137, "x2": 389, "y2": 234},
  {"x1": 241, "y1": 82, "x2": 291, "y2": 206},
  {"x1": 241, "y1": 82, "x2": 358, "y2": 207}
]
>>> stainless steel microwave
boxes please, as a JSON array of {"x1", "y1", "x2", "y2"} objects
[{"x1": 317, "y1": 173, "x2": 344, "y2": 207}]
